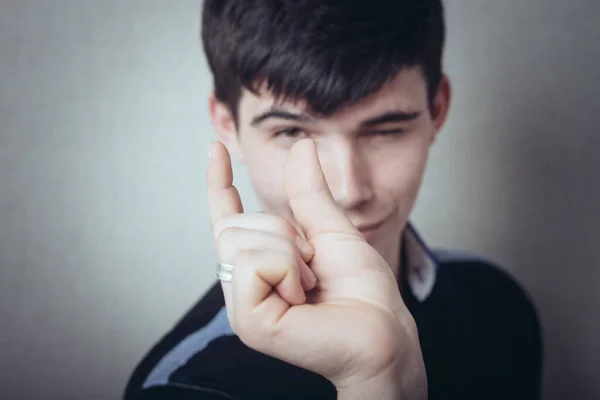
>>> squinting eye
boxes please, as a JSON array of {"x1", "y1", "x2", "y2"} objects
[
  {"x1": 371, "y1": 129, "x2": 405, "y2": 136},
  {"x1": 274, "y1": 127, "x2": 305, "y2": 137}
]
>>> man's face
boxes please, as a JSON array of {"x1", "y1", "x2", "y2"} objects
[{"x1": 210, "y1": 67, "x2": 450, "y2": 268}]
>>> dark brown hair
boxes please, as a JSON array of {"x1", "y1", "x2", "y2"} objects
[{"x1": 202, "y1": 0, "x2": 445, "y2": 122}]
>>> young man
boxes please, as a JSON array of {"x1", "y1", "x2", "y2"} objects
[{"x1": 125, "y1": 1, "x2": 543, "y2": 399}]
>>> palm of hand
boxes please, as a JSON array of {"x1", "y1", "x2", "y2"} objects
[{"x1": 283, "y1": 234, "x2": 409, "y2": 385}]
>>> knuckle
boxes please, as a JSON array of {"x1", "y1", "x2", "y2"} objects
[
  {"x1": 216, "y1": 225, "x2": 242, "y2": 241},
  {"x1": 212, "y1": 215, "x2": 237, "y2": 239},
  {"x1": 214, "y1": 213, "x2": 298, "y2": 241},
  {"x1": 215, "y1": 226, "x2": 243, "y2": 255},
  {"x1": 235, "y1": 248, "x2": 296, "y2": 278},
  {"x1": 234, "y1": 248, "x2": 260, "y2": 267}
]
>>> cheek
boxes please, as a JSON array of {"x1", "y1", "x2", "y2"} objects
[{"x1": 373, "y1": 138, "x2": 429, "y2": 208}]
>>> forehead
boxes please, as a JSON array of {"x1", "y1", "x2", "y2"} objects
[{"x1": 238, "y1": 67, "x2": 429, "y2": 126}]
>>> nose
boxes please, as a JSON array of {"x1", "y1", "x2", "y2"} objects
[{"x1": 318, "y1": 140, "x2": 374, "y2": 210}]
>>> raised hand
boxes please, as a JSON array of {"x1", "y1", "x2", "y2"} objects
[{"x1": 207, "y1": 139, "x2": 427, "y2": 399}]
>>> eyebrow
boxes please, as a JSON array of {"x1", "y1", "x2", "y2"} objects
[
  {"x1": 250, "y1": 108, "x2": 422, "y2": 128},
  {"x1": 360, "y1": 111, "x2": 422, "y2": 127},
  {"x1": 250, "y1": 109, "x2": 315, "y2": 127}
]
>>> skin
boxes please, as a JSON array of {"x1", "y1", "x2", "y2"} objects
[{"x1": 206, "y1": 67, "x2": 451, "y2": 399}]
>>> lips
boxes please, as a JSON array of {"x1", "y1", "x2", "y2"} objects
[{"x1": 356, "y1": 220, "x2": 385, "y2": 234}]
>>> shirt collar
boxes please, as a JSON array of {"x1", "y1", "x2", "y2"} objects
[{"x1": 403, "y1": 222, "x2": 438, "y2": 302}]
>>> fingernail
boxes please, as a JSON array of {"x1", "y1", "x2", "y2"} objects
[{"x1": 208, "y1": 143, "x2": 215, "y2": 160}]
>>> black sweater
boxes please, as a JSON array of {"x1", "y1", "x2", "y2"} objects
[{"x1": 125, "y1": 250, "x2": 542, "y2": 400}]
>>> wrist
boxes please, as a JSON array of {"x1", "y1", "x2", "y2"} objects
[
  {"x1": 336, "y1": 366, "x2": 402, "y2": 400},
  {"x1": 335, "y1": 356, "x2": 428, "y2": 400}
]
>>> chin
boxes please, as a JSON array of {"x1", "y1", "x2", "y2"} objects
[{"x1": 372, "y1": 224, "x2": 404, "y2": 252}]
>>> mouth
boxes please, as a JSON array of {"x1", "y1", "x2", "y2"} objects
[{"x1": 356, "y1": 220, "x2": 386, "y2": 239}]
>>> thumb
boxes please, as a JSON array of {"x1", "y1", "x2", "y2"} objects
[{"x1": 284, "y1": 139, "x2": 360, "y2": 240}]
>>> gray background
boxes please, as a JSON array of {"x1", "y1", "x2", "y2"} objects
[{"x1": 0, "y1": 1, "x2": 598, "y2": 399}]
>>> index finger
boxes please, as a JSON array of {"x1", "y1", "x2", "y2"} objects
[{"x1": 207, "y1": 141, "x2": 244, "y2": 231}]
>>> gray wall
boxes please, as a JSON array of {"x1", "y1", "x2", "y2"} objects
[{"x1": 0, "y1": 1, "x2": 598, "y2": 399}]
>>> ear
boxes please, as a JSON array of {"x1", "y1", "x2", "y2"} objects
[
  {"x1": 208, "y1": 93, "x2": 245, "y2": 163},
  {"x1": 430, "y1": 74, "x2": 452, "y2": 144}
]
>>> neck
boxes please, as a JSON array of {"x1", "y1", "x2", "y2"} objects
[{"x1": 382, "y1": 230, "x2": 403, "y2": 280}]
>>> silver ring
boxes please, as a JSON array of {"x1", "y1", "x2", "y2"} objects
[{"x1": 216, "y1": 262, "x2": 234, "y2": 282}]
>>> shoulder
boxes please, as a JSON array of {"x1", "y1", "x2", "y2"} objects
[
  {"x1": 429, "y1": 248, "x2": 542, "y2": 350},
  {"x1": 423, "y1": 249, "x2": 544, "y2": 397},
  {"x1": 433, "y1": 249, "x2": 536, "y2": 308}
]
